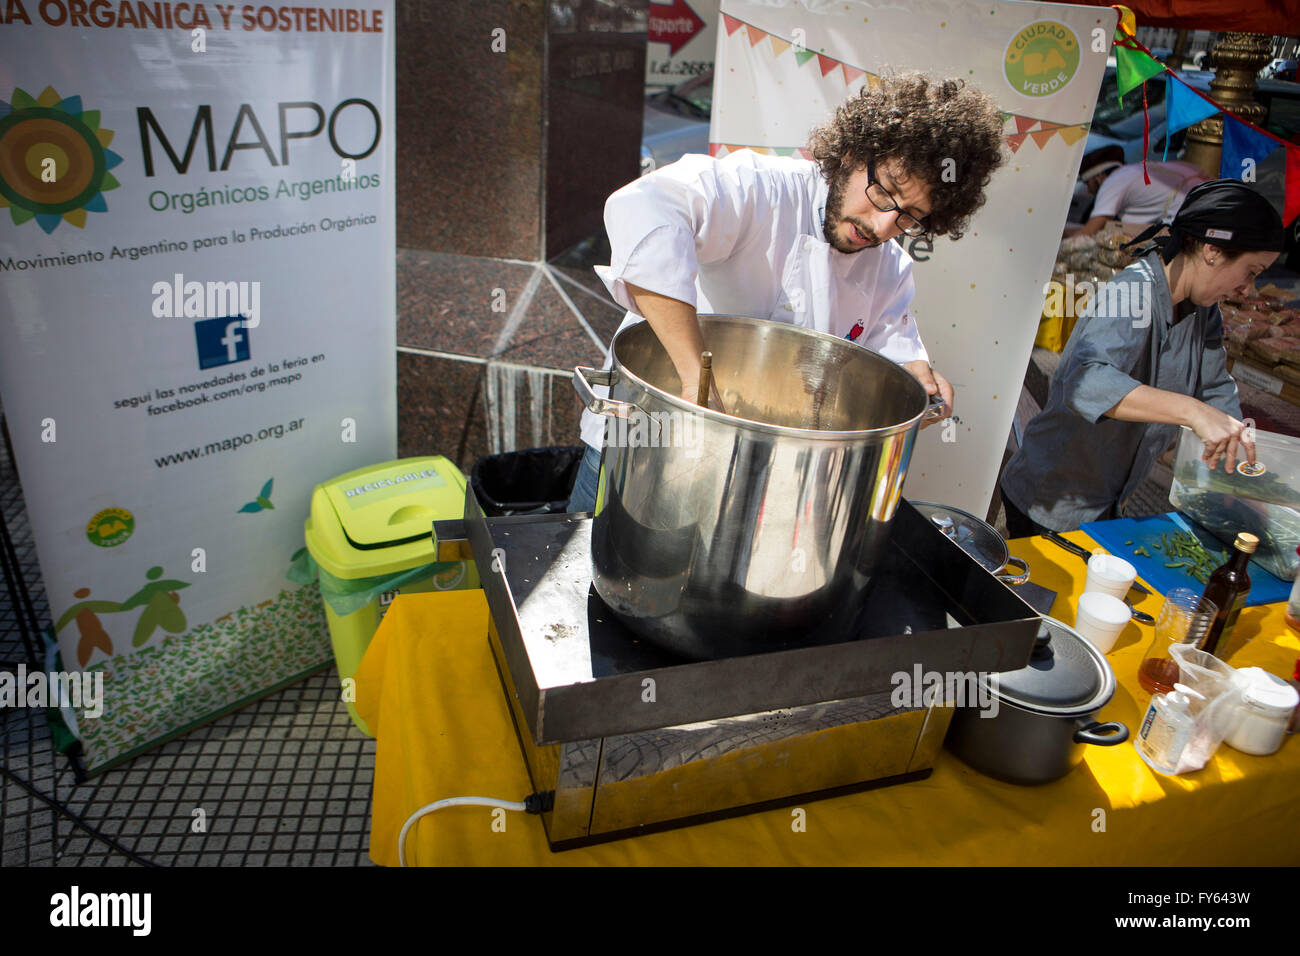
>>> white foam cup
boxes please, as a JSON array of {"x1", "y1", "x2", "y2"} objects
[
  {"x1": 1084, "y1": 552, "x2": 1137, "y2": 601},
  {"x1": 1075, "y1": 591, "x2": 1132, "y2": 654}
]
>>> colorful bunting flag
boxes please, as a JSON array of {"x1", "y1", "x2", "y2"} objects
[
  {"x1": 1220, "y1": 114, "x2": 1283, "y2": 181},
  {"x1": 1115, "y1": 44, "x2": 1164, "y2": 103},
  {"x1": 1164, "y1": 75, "x2": 1219, "y2": 135},
  {"x1": 1163, "y1": 73, "x2": 1220, "y2": 159}
]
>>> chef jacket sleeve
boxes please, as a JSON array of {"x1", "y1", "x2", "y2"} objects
[
  {"x1": 1057, "y1": 282, "x2": 1151, "y2": 424},
  {"x1": 1198, "y1": 308, "x2": 1244, "y2": 418},
  {"x1": 857, "y1": 251, "x2": 929, "y2": 365},
  {"x1": 595, "y1": 154, "x2": 759, "y2": 315}
]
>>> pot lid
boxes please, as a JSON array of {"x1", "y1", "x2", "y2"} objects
[
  {"x1": 910, "y1": 501, "x2": 1009, "y2": 574},
  {"x1": 987, "y1": 617, "x2": 1114, "y2": 715}
]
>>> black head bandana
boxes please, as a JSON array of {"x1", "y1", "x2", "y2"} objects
[{"x1": 1123, "y1": 178, "x2": 1286, "y2": 263}]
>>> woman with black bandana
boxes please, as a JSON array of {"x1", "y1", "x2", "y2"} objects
[{"x1": 1000, "y1": 179, "x2": 1286, "y2": 536}]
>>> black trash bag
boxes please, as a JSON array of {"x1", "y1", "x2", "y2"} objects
[{"x1": 471, "y1": 446, "x2": 587, "y2": 517}]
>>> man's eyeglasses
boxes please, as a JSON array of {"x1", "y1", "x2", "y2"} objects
[{"x1": 866, "y1": 160, "x2": 930, "y2": 238}]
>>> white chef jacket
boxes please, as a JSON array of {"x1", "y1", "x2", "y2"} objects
[{"x1": 580, "y1": 149, "x2": 930, "y2": 449}]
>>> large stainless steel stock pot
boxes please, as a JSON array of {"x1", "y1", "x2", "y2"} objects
[{"x1": 573, "y1": 315, "x2": 945, "y2": 660}]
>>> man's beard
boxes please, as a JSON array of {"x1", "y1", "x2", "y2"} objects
[{"x1": 823, "y1": 166, "x2": 882, "y2": 254}]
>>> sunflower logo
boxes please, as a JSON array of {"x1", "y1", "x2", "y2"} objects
[{"x1": 0, "y1": 86, "x2": 122, "y2": 233}]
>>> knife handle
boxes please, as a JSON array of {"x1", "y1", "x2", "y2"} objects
[{"x1": 1041, "y1": 530, "x2": 1091, "y2": 560}]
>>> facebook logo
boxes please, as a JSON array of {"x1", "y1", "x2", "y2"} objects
[{"x1": 194, "y1": 316, "x2": 251, "y2": 369}]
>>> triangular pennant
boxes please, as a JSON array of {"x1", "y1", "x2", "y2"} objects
[
  {"x1": 842, "y1": 64, "x2": 865, "y2": 85},
  {"x1": 722, "y1": 13, "x2": 742, "y2": 35},
  {"x1": 769, "y1": 36, "x2": 790, "y2": 57},
  {"x1": 1220, "y1": 114, "x2": 1282, "y2": 181},
  {"x1": 774, "y1": 147, "x2": 796, "y2": 157},
  {"x1": 817, "y1": 53, "x2": 839, "y2": 77},
  {"x1": 865, "y1": 74, "x2": 881, "y2": 91},
  {"x1": 1057, "y1": 125, "x2": 1087, "y2": 146},
  {"x1": 797, "y1": 147, "x2": 813, "y2": 161},
  {"x1": 1285, "y1": 145, "x2": 1300, "y2": 228},
  {"x1": 708, "y1": 143, "x2": 722, "y2": 157},
  {"x1": 747, "y1": 24, "x2": 767, "y2": 47},
  {"x1": 1029, "y1": 128, "x2": 1058, "y2": 148},
  {"x1": 1037, "y1": 121, "x2": 1062, "y2": 131},
  {"x1": 1115, "y1": 45, "x2": 1165, "y2": 102},
  {"x1": 1006, "y1": 133, "x2": 1028, "y2": 153},
  {"x1": 1165, "y1": 74, "x2": 1219, "y2": 135},
  {"x1": 793, "y1": 47, "x2": 818, "y2": 67},
  {"x1": 1014, "y1": 115, "x2": 1036, "y2": 134}
]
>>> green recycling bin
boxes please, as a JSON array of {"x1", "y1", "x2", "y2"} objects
[{"x1": 302, "y1": 456, "x2": 479, "y2": 735}]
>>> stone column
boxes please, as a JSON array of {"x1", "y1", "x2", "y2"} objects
[{"x1": 1183, "y1": 32, "x2": 1273, "y2": 178}]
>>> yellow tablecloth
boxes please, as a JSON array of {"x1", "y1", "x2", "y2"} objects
[{"x1": 357, "y1": 531, "x2": 1300, "y2": 866}]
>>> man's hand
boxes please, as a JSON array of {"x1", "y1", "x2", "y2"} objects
[
  {"x1": 1187, "y1": 401, "x2": 1256, "y2": 473},
  {"x1": 903, "y1": 360, "x2": 954, "y2": 428}
]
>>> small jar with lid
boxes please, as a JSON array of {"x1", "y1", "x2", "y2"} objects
[{"x1": 1225, "y1": 669, "x2": 1300, "y2": 756}]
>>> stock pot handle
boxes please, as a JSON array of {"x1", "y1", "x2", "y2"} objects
[
  {"x1": 574, "y1": 366, "x2": 638, "y2": 419},
  {"x1": 922, "y1": 392, "x2": 948, "y2": 423},
  {"x1": 1073, "y1": 720, "x2": 1129, "y2": 746},
  {"x1": 995, "y1": 556, "x2": 1031, "y2": 586}
]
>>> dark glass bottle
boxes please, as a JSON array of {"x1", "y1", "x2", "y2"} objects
[{"x1": 1197, "y1": 532, "x2": 1258, "y2": 658}]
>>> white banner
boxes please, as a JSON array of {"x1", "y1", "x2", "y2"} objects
[
  {"x1": 0, "y1": 0, "x2": 396, "y2": 770},
  {"x1": 713, "y1": 0, "x2": 1113, "y2": 517}
]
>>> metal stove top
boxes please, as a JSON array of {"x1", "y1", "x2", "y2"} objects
[{"x1": 454, "y1": 491, "x2": 1041, "y2": 746}]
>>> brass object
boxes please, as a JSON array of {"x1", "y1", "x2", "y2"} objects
[{"x1": 1183, "y1": 32, "x2": 1273, "y2": 178}]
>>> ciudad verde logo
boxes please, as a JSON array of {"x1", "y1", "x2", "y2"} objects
[
  {"x1": 0, "y1": 86, "x2": 123, "y2": 233},
  {"x1": 85, "y1": 507, "x2": 134, "y2": 547},
  {"x1": 1004, "y1": 21, "x2": 1080, "y2": 97}
]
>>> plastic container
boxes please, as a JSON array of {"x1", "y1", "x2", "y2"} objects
[
  {"x1": 1135, "y1": 683, "x2": 1201, "y2": 775},
  {"x1": 1137, "y1": 587, "x2": 1216, "y2": 696},
  {"x1": 1084, "y1": 552, "x2": 1137, "y2": 601},
  {"x1": 303, "y1": 456, "x2": 480, "y2": 735},
  {"x1": 1074, "y1": 591, "x2": 1131, "y2": 654},
  {"x1": 1170, "y1": 425, "x2": 1300, "y2": 581},
  {"x1": 1225, "y1": 668, "x2": 1299, "y2": 756}
]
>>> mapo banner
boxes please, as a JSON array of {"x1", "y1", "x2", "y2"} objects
[{"x1": 0, "y1": 0, "x2": 396, "y2": 770}]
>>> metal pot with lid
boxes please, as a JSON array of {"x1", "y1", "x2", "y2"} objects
[
  {"x1": 910, "y1": 501, "x2": 1030, "y2": 585},
  {"x1": 945, "y1": 616, "x2": 1130, "y2": 785}
]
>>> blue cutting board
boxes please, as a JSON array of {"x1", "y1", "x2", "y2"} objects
[{"x1": 1080, "y1": 513, "x2": 1290, "y2": 607}]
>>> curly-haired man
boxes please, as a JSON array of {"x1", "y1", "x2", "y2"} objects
[{"x1": 568, "y1": 72, "x2": 1006, "y2": 511}]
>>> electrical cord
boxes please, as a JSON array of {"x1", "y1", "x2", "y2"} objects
[
  {"x1": 397, "y1": 792, "x2": 549, "y2": 867},
  {"x1": 0, "y1": 762, "x2": 161, "y2": 867}
]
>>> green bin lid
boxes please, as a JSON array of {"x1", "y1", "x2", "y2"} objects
[{"x1": 304, "y1": 456, "x2": 467, "y2": 579}]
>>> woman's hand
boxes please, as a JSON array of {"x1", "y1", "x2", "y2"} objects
[
  {"x1": 902, "y1": 360, "x2": 954, "y2": 428},
  {"x1": 1186, "y1": 402, "x2": 1256, "y2": 473}
]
